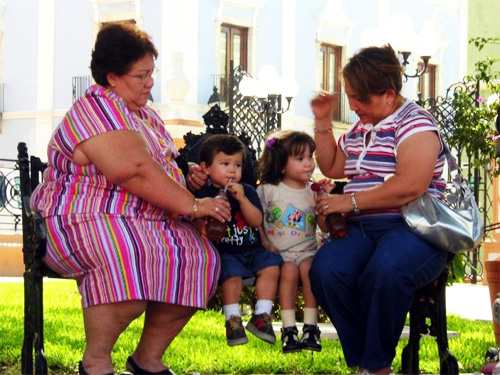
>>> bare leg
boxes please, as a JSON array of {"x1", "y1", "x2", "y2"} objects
[
  {"x1": 255, "y1": 265, "x2": 280, "y2": 301},
  {"x1": 221, "y1": 277, "x2": 243, "y2": 305},
  {"x1": 82, "y1": 300, "x2": 147, "y2": 374},
  {"x1": 299, "y1": 257, "x2": 317, "y2": 308},
  {"x1": 129, "y1": 302, "x2": 197, "y2": 373},
  {"x1": 279, "y1": 262, "x2": 299, "y2": 310}
]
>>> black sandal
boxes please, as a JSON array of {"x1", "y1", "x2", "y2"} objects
[
  {"x1": 78, "y1": 360, "x2": 116, "y2": 375},
  {"x1": 126, "y1": 356, "x2": 176, "y2": 375}
]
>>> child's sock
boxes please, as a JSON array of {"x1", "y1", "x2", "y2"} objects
[
  {"x1": 254, "y1": 299, "x2": 273, "y2": 315},
  {"x1": 224, "y1": 303, "x2": 241, "y2": 321},
  {"x1": 303, "y1": 307, "x2": 319, "y2": 326},
  {"x1": 280, "y1": 309, "x2": 296, "y2": 328}
]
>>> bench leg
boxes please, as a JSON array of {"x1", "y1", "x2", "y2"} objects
[
  {"x1": 434, "y1": 278, "x2": 458, "y2": 375},
  {"x1": 22, "y1": 272, "x2": 35, "y2": 375},
  {"x1": 22, "y1": 271, "x2": 48, "y2": 375},
  {"x1": 401, "y1": 299, "x2": 423, "y2": 375}
]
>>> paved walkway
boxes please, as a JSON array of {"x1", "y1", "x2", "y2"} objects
[{"x1": 270, "y1": 282, "x2": 493, "y2": 340}]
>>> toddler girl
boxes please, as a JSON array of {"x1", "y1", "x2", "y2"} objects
[{"x1": 257, "y1": 130, "x2": 332, "y2": 353}]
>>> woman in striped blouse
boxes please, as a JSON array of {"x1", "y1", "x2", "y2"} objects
[
  {"x1": 309, "y1": 45, "x2": 448, "y2": 375},
  {"x1": 30, "y1": 23, "x2": 230, "y2": 375}
]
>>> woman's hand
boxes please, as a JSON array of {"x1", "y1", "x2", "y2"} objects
[
  {"x1": 195, "y1": 196, "x2": 231, "y2": 223},
  {"x1": 186, "y1": 162, "x2": 208, "y2": 191},
  {"x1": 311, "y1": 93, "x2": 335, "y2": 121},
  {"x1": 315, "y1": 193, "x2": 351, "y2": 216}
]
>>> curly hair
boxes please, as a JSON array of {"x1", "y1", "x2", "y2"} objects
[
  {"x1": 258, "y1": 130, "x2": 315, "y2": 185},
  {"x1": 342, "y1": 44, "x2": 403, "y2": 103},
  {"x1": 198, "y1": 134, "x2": 246, "y2": 166},
  {"x1": 90, "y1": 22, "x2": 158, "y2": 87}
]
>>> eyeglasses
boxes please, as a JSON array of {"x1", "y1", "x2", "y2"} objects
[{"x1": 126, "y1": 68, "x2": 159, "y2": 83}]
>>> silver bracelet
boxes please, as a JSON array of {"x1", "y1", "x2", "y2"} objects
[
  {"x1": 350, "y1": 192, "x2": 360, "y2": 214},
  {"x1": 313, "y1": 126, "x2": 333, "y2": 134}
]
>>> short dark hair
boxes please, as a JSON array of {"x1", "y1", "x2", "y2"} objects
[
  {"x1": 342, "y1": 44, "x2": 403, "y2": 103},
  {"x1": 90, "y1": 22, "x2": 158, "y2": 87},
  {"x1": 199, "y1": 134, "x2": 246, "y2": 166},
  {"x1": 258, "y1": 130, "x2": 315, "y2": 185}
]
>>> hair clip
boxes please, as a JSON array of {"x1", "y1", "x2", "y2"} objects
[{"x1": 267, "y1": 137, "x2": 277, "y2": 149}]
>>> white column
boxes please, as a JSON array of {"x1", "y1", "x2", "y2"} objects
[
  {"x1": 161, "y1": 0, "x2": 199, "y2": 119},
  {"x1": 35, "y1": 0, "x2": 55, "y2": 157}
]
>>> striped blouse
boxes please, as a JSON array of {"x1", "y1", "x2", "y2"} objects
[
  {"x1": 338, "y1": 100, "x2": 447, "y2": 217},
  {"x1": 31, "y1": 85, "x2": 183, "y2": 220}
]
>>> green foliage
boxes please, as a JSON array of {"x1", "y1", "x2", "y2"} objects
[
  {"x1": 0, "y1": 280, "x2": 497, "y2": 375},
  {"x1": 449, "y1": 38, "x2": 500, "y2": 175}
]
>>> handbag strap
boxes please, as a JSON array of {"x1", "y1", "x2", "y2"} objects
[{"x1": 441, "y1": 141, "x2": 459, "y2": 173}]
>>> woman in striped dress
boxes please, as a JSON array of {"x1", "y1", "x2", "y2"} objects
[
  {"x1": 308, "y1": 45, "x2": 449, "y2": 375},
  {"x1": 30, "y1": 23, "x2": 230, "y2": 375}
]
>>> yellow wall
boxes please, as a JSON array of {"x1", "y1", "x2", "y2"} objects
[{"x1": 0, "y1": 234, "x2": 23, "y2": 276}]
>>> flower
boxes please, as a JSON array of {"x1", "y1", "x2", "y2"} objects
[{"x1": 267, "y1": 137, "x2": 277, "y2": 149}]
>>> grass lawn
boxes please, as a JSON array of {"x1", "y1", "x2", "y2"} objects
[{"x1": 0, "y1": 279, "x2": 496, "y2": 374}]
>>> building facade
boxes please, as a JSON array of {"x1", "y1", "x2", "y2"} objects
[{"x1": 0, "y1": 0, "x2": 467, "y2": 159}]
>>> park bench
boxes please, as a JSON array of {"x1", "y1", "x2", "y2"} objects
[{"x1": 16, "y1": 104, "x2": 458, "y2": 375}]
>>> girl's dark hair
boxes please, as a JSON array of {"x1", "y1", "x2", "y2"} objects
[
  {"x1": 199, "y1": 134, "x2": 246, "y2": 166},
  {"x1": 342, "y1": 44, "x2": 403, "y2": 103},
  {"x1": 90, "y1": 22, "x2": 158, "y2": 87},
  {"x1": 258, "y1": 130, "x2": 315, "y2": 185}
]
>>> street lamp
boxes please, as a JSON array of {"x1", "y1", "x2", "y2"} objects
[{"x1": 238, "y1": 65, "x2": 299, "y2": 120}]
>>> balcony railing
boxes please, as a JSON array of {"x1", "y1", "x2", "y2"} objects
[{"x1": 72, "y1": 76, "x2": 92, "y2": 103}]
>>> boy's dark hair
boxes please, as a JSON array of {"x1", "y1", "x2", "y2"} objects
[
  {"x1": 342, "y1": 44, "x2": 403, "y2": 103},
  {"x1": 199, "y1": 134, "x2": 246, "y2": 166},
  {"x1": 258, "y1": 130, "x2": 315, "y2": 185}
]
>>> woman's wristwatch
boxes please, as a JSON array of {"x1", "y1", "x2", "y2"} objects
[{"x1": 350, "y1": 192, "x2": 360, "y2": 214}]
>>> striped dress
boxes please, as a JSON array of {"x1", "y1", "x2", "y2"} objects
[
  {"x1": 338, "y1": 100, "x2": 447, "y2": 218},
  {"x1": 30, "y1": 85, "x2": 220, "y2": 309}
]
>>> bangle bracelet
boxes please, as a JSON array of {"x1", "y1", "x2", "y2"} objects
[
  {"x1": 313, "y1": 126, "x2": 333, "y2": 134},
  {"x1": 350, "y1": 192, "x2": 360, "y2": 214},
  {"x1": 191, "y1": 198, "x2": 199, "y2": 219}
]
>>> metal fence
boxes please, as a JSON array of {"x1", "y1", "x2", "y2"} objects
[
  {"x1": 0, "y1": 157, "x2": 22, "y2": 233},
  {"x1": 423, "y1": 79, "x2": 497, "y2": 283}
]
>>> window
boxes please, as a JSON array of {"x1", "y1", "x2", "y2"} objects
[
  {"x1": 419, "y1": 63, "x2": 436, "y2": 102},
  {"x1": 220, "y1": 24, "x2": 248, "y2": 101},
  {"x1": 319, "y1": 43, "x2": 342, "y2": 121}
]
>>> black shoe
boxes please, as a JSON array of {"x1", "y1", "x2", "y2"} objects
[
  {"x1": 126, "y1": 356, "x2": 176, "y2": 375},
  {"x1": 246, "y1": 313, "x2": 276, "y2": 344},
  {"x1": 301, "y1": 324, "x2": 322, "y2": 352},
  {"x1": 78, "y1": 361, "x2": 117, "y2": 375},
  {"x1": 225, "y1": 315, "x2": 249, "y2": 346},
  {"x1": 281, "y1": 326, "x2": 302, "y2": 353}
]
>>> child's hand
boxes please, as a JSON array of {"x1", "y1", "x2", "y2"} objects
[
  {"x1": 226, "y1": 182, "x2": 245, "y2": 202},
  {"x1": 262, "y1": 239, "x2": 280, "y2": 254},
  {"x1": 317, "y1": 178, "x2": 335, "y2": 194}
]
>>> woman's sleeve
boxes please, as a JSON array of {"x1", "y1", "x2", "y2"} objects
[{"x1": 53, "y1": 94, "x2": 138, "y2": 157}]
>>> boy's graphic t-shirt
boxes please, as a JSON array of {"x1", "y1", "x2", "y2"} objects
[
  {"x1": 195, "y1": 183, "x2": 263, "y2": 253},
  {"x1": 257, "y1": 182, "x2": 318, "y2": 253}
]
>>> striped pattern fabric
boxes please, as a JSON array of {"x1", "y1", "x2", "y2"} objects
[
  {"x1": 31, "y1": 85, "x2": 182, "y2": 220},
  {"x1": 338, "y1": 100, "x2": 447, "y2": 217},
  {"x1": 30, "y1": 85, "x2": 220, "y2": 308}
]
